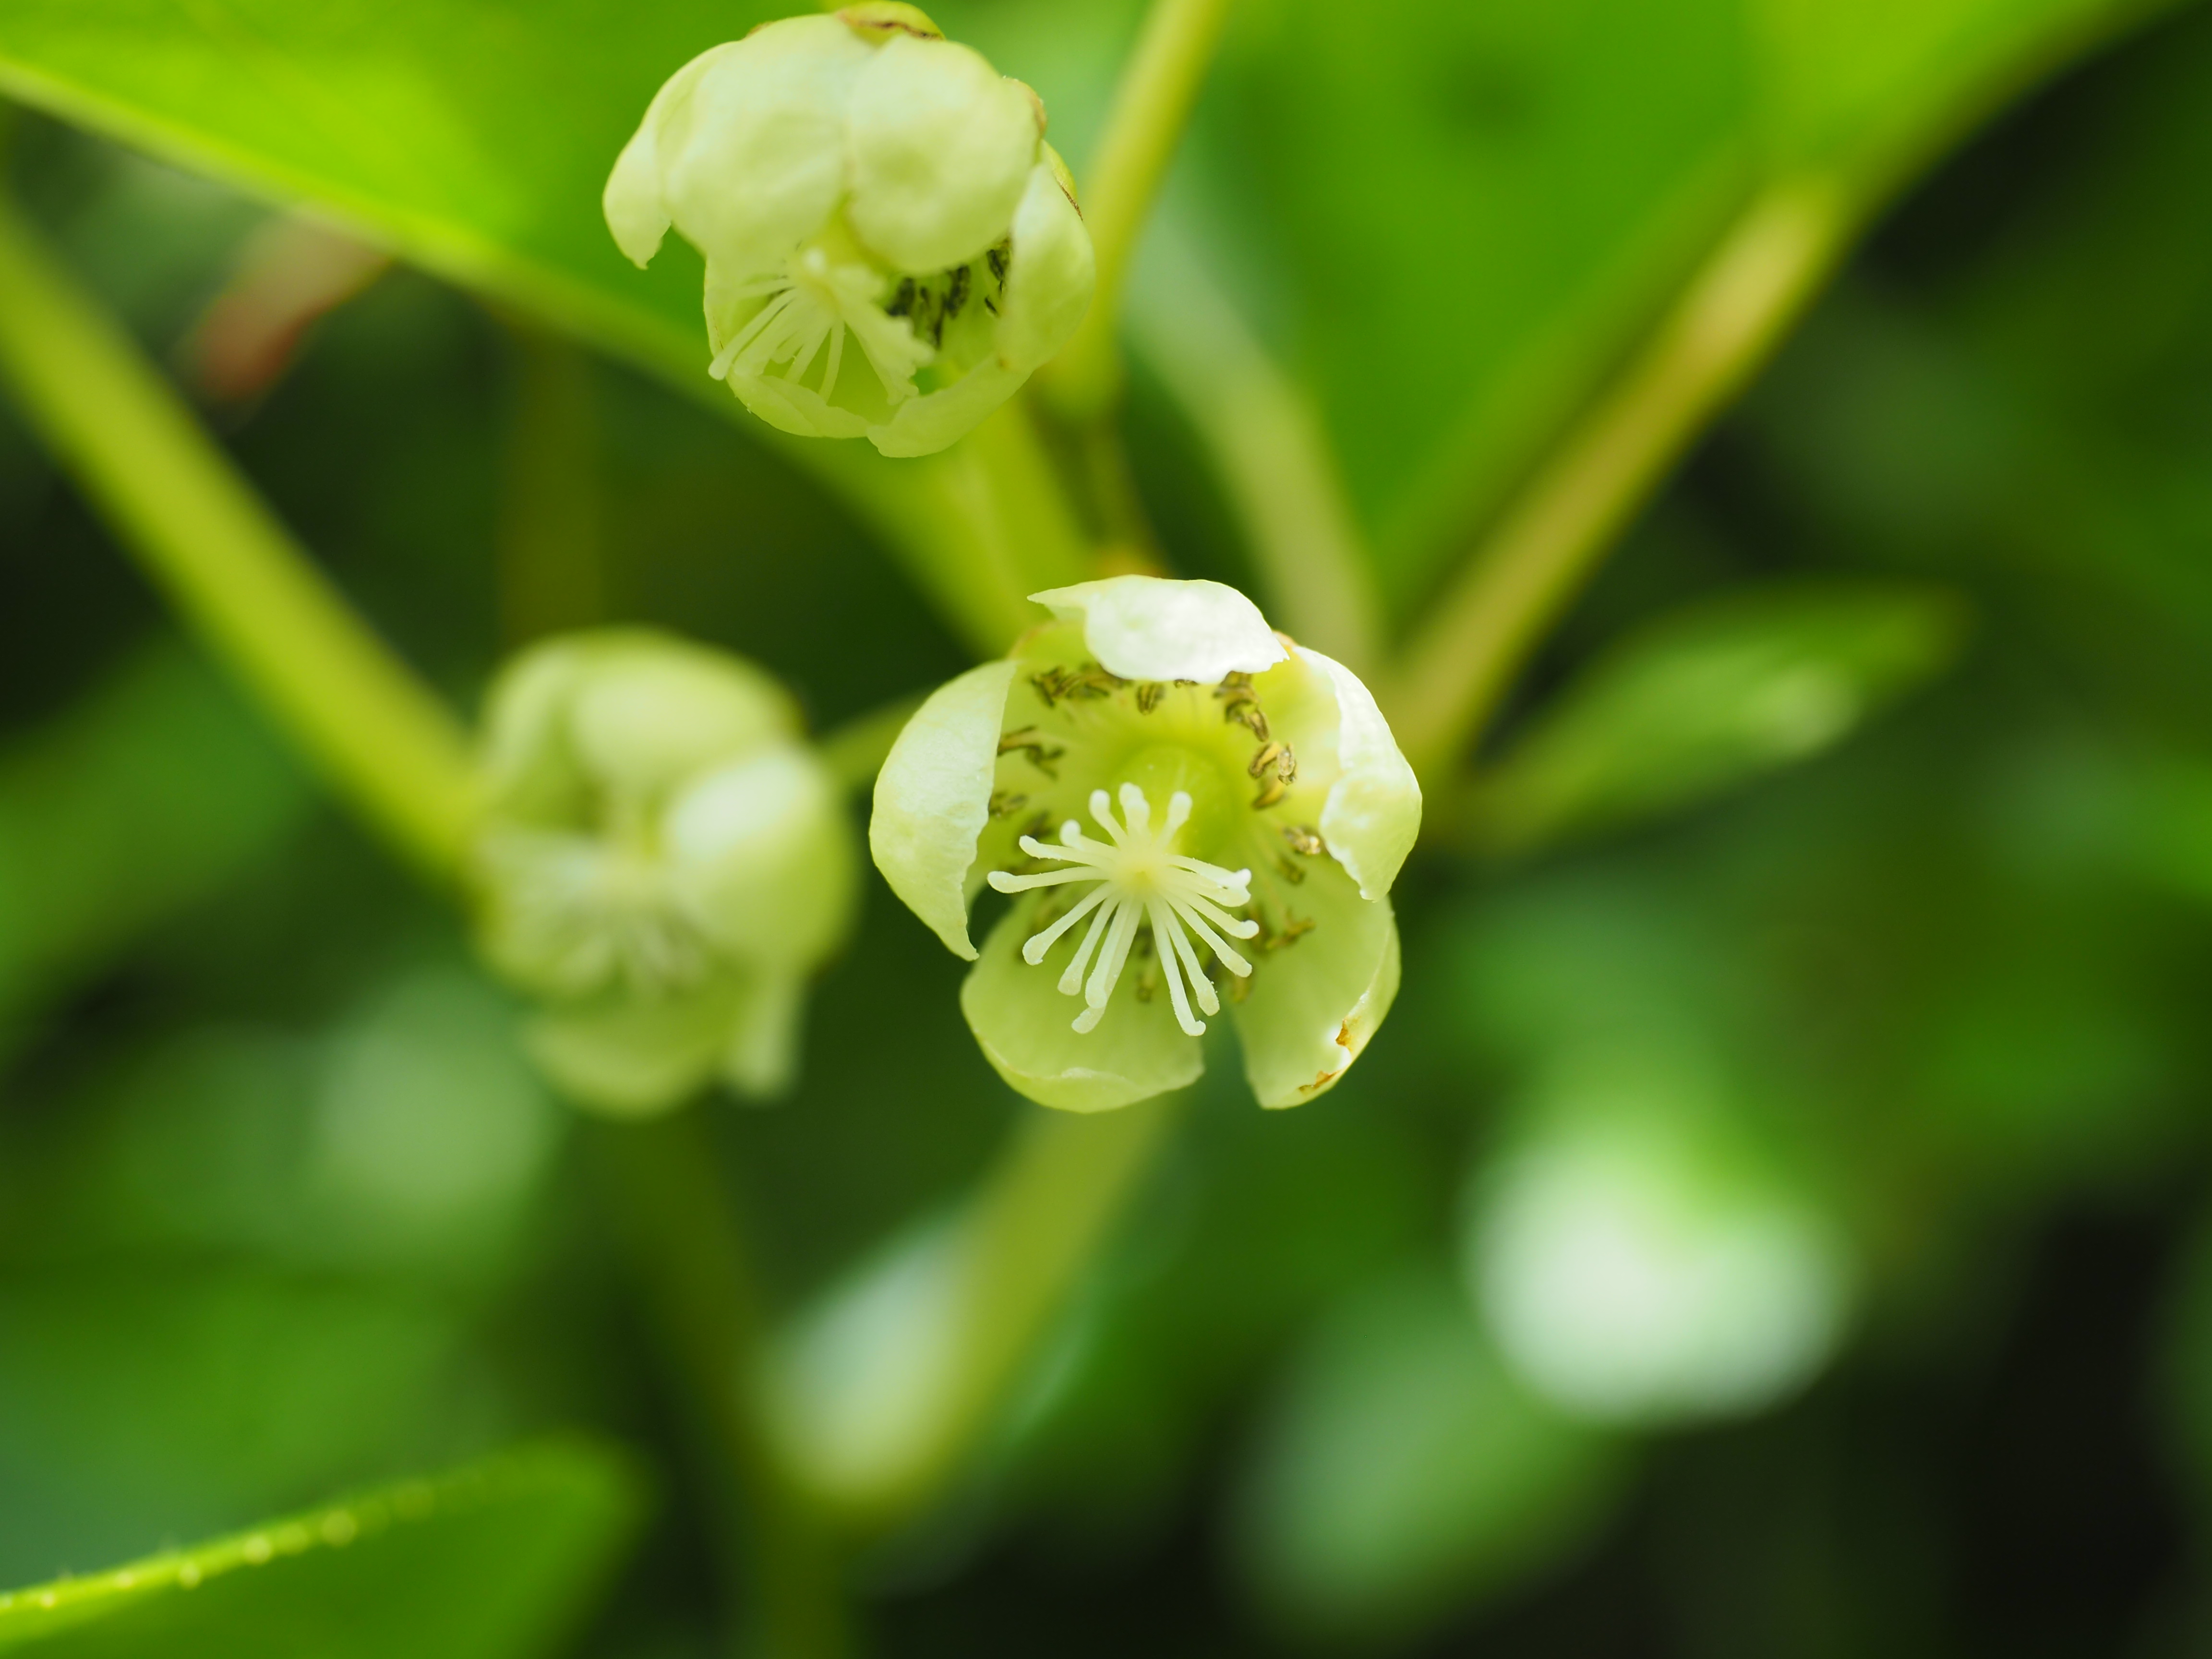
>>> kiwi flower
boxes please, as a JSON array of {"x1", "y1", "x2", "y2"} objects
[
  {"x1": 471, "y1": 631, "x2": 855, "y2": 1115},
  {"x1": 603, "y1": 5, "x2": 1094, "y2": 457},
  {"x1": 871, "y1": 577, "x2": 1421, "y2": 1111}
]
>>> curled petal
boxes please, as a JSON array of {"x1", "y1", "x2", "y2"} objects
[
  {"x1": 1230, "y1": 861, "x2": 1401, "y2": 1108},
  {"x1": 1296, "y1": 646, "x2": 1422, "y2": 900},
  {"x1": 992, "y1": 153, "x2": 1094, "y2": 373},
  {"x1": 603, "y1": 42, "x2": 741, "y2": 266},
  {"x1": 1027, "y1": 575, "x2": 1287, "y2": 683},
  {"x1": 869, "y1": 658, "x2": 1021, "y2": 959}
]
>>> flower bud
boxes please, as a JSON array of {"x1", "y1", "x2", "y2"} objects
[
  {"x1": 471, "y1": 631, "x2": 856, "y2": 1114},
  {"x1": 605, "y1": 10, "x2": 1094, "y2": 457}
]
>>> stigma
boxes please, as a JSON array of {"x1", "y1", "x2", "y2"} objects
[{"x1": 987, "y1": 783, "x2": 1259, "y2": 1036}]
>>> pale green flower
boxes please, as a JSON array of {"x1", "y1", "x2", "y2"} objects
[
  {"x1": 471, "y1": 631, "x2": 856, "y2": 1115},
  {"x1": 604, "y1": 7, "x2": 1094, "y2": 457},
  {"x1": 871, "y1": 577, "x2": 1421, "y2": 1111}
]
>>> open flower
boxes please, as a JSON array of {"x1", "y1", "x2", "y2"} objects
[
  {"x1": 604, "y1": 6, "x2": 1094, "y2": 457},
  {"x1": 871, "y1": 577, "x2": 1421, "y2": 1111},
  {"x1": 471, "y1": 631, "x2": 856, "y2": 1115}
]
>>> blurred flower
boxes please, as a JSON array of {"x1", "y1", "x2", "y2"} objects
[
  {"x1": 604, "y1": 6, "x2": 1094, "y2": 457},
  {"x1": 871, "y1": 576, "x2": 1419, "y2": 1111},
  {"x1": 1462, "y1": 1068, "x2": 1853, "y2": 1426},
  {"x1": 471, "y1": 630, "x2": 856, "y2": 1115}
]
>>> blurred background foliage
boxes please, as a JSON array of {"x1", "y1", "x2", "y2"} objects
[{"x1": 4, "y1": 0, "x2": 2212, "y2": 1653}]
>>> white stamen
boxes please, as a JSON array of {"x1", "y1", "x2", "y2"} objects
[
  {"x1": 987, "y1": 784, "x2": 1256, "y2": 1036},
  {"x1": 709, "y1": 247, "x2": 931, "y2": 401}
]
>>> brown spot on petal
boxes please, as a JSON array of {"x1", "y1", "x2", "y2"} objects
[{"x1": 838, "y1": 4, "x2": 945, "y2": 41}]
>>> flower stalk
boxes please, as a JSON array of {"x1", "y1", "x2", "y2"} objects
[
  {"x1": 1042, "y1": 0, "x2": 1238, "y2": 421},
  {"x1": 1385, "y1": 180, "x2": 1851, "y2": 781},
  {"x1": 0, "y1": 194, "x2": 476, "y2": 879}
]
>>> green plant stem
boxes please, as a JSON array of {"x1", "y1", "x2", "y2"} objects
[
  {"x1": 595, "y1": 1110, "x2": 854, "y2": 1659},
  {"x1": 1386, "y1": 179, "x2": 1851, "y2": 783},
  {"x1": 904, "y1": 1094, "x2": 1178, "y2": 1510},
  {"x1": 1128, "y1": 231, "x2": 1381, "y2": 670},
  {"x1": 1043, "y1": 0, "x2": 1237, "y2": 421},
  {"x1": 497, "y1": 320, "x2": 605, "y2": 645},
  {"x1": 776, "y1": 1094, "x2": 1182, "y2": 1528},
  {"x1": 0, "y1": 195, "x2": 474, "y2": 879}
]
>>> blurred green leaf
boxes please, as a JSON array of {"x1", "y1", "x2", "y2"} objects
[
  {"x1": 1190, "y1": 0, "x2": 2174, "y2": 607},
  {"x1": 1466, "y1": 579, "x2": 1966, "y2": 855},
  {"x1": 0, "y1": 0, "x2": 766, "y2": 382},
  {"x1": 0, "y1": 640, "x2": 307, "y2": 1028},
  {"x1": 0, "y1": 1266, "x2": 479, "y2": 1581},
  {"x1": 0, "y1": 0, "x2": 1086, "y2": 654},
  {"x1": 0, "y1": 1440, "x2": 643, "y2": 1658},
  {"x1": 1231, "y1": 1268, "x2": 1623, "y2": 1645}
]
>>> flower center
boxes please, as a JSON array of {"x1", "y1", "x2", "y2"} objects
[
  {"x1": 986, "y1": 783, "x2": 1260, "y2": 1037},
  {"x1": 709, "y1": 241, "x2": 932, "y2": 403}
]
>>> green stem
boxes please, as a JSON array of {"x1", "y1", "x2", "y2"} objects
[
  {"x1": 772, "y1": 1094, "x2": 1181, "y2": 1527},
  {"x1": 595, "y1": 1110, "x2": 854, "y2": 1659},
  {"x1": 0, "y1": 195, "x2": 474, "y2": 879},
  {"x1": 1042, "y1": 0, "x2": 1237, "y2": 421},
  {"x1": 497, "y1": 320, "x2": 606, "y2": 644},
  {"x1": 1385, "y1": 179, "x2": 1851, "y2": 781},
  {"x1": 1127, "y1": 229, "x2": 1381, "y2": 671}
]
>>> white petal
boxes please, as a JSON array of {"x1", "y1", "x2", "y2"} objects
[
  {"x1": 1296, "y1": 646, "x2": 1423, "y2": 900},
  {"x1": 565, "y1": 636, "x2": 797, "y2": 799},
  {"x1": 1230, "y1": 868, "x2": 1400, "y2": 1109},
  {"x1": 603, "y1": 41, "x2": 742, "y2": 267},
  {"x1": 660, "y1": 16, "x2": 871, "y2": 278},
  {"x1": 664, "y1": 744, "x2": 856, "y2": 969},
  {"x1": 992, "y1": 154, "x2": 1094, "y2": 372},
  {"x1": 1026, "y1": 576, "x2": 1288, "y2": 683},
  {"x1": 845, "y1": 33, "x2": 1040, "y2": 273},
  {"x1": 868, "y1": 658, "x2": 1022, "y2": 960}
]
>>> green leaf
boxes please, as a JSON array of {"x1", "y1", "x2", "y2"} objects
[
  {"x1": 0, "y1": 1441, "x2": 644, "y2": 1658},
  {"x1": 1467, "y1": 579, "x2": 1967, "y2": 855},
  {"x1": 0, "y1": 0, "x2": 1086, "y2": 656},
  {"x1": 1231, "y1": 1268, "x2": 1623, "y2": 1644},
  {"x1": 0, "y1": 641, "x2": 307, "y2": 1024},
  {"x1": 1183, "y1": 0, "x2": 2173, "y2": 609}
]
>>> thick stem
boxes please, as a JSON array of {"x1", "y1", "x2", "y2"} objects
[
  {"x1": 595, "y1": 1110, "x2": 855, "y2": 1659},
  {"x1": 0, "y1": 196, "x2": 474, "y2": 879},
  {"x1": 1385, "y1": 180, "x2": 1851, "y2": 781},
  {"x1": 1042, "y1": 0, "x2": 1237, "y2": 421},
  {"x1": 771, "y1": 1094, "x2": 1181, "y2": 1527}
]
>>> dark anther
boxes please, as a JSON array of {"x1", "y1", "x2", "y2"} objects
[
  {"x1": 946, "y1": 265, "x2": 971, "y2": 320},
  {"x1": 886, "y1": 277, "x2": 917, "y2": 317},
  {"x1": 998, "y1": 726, "x2": 1066, "y2": 778}
]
